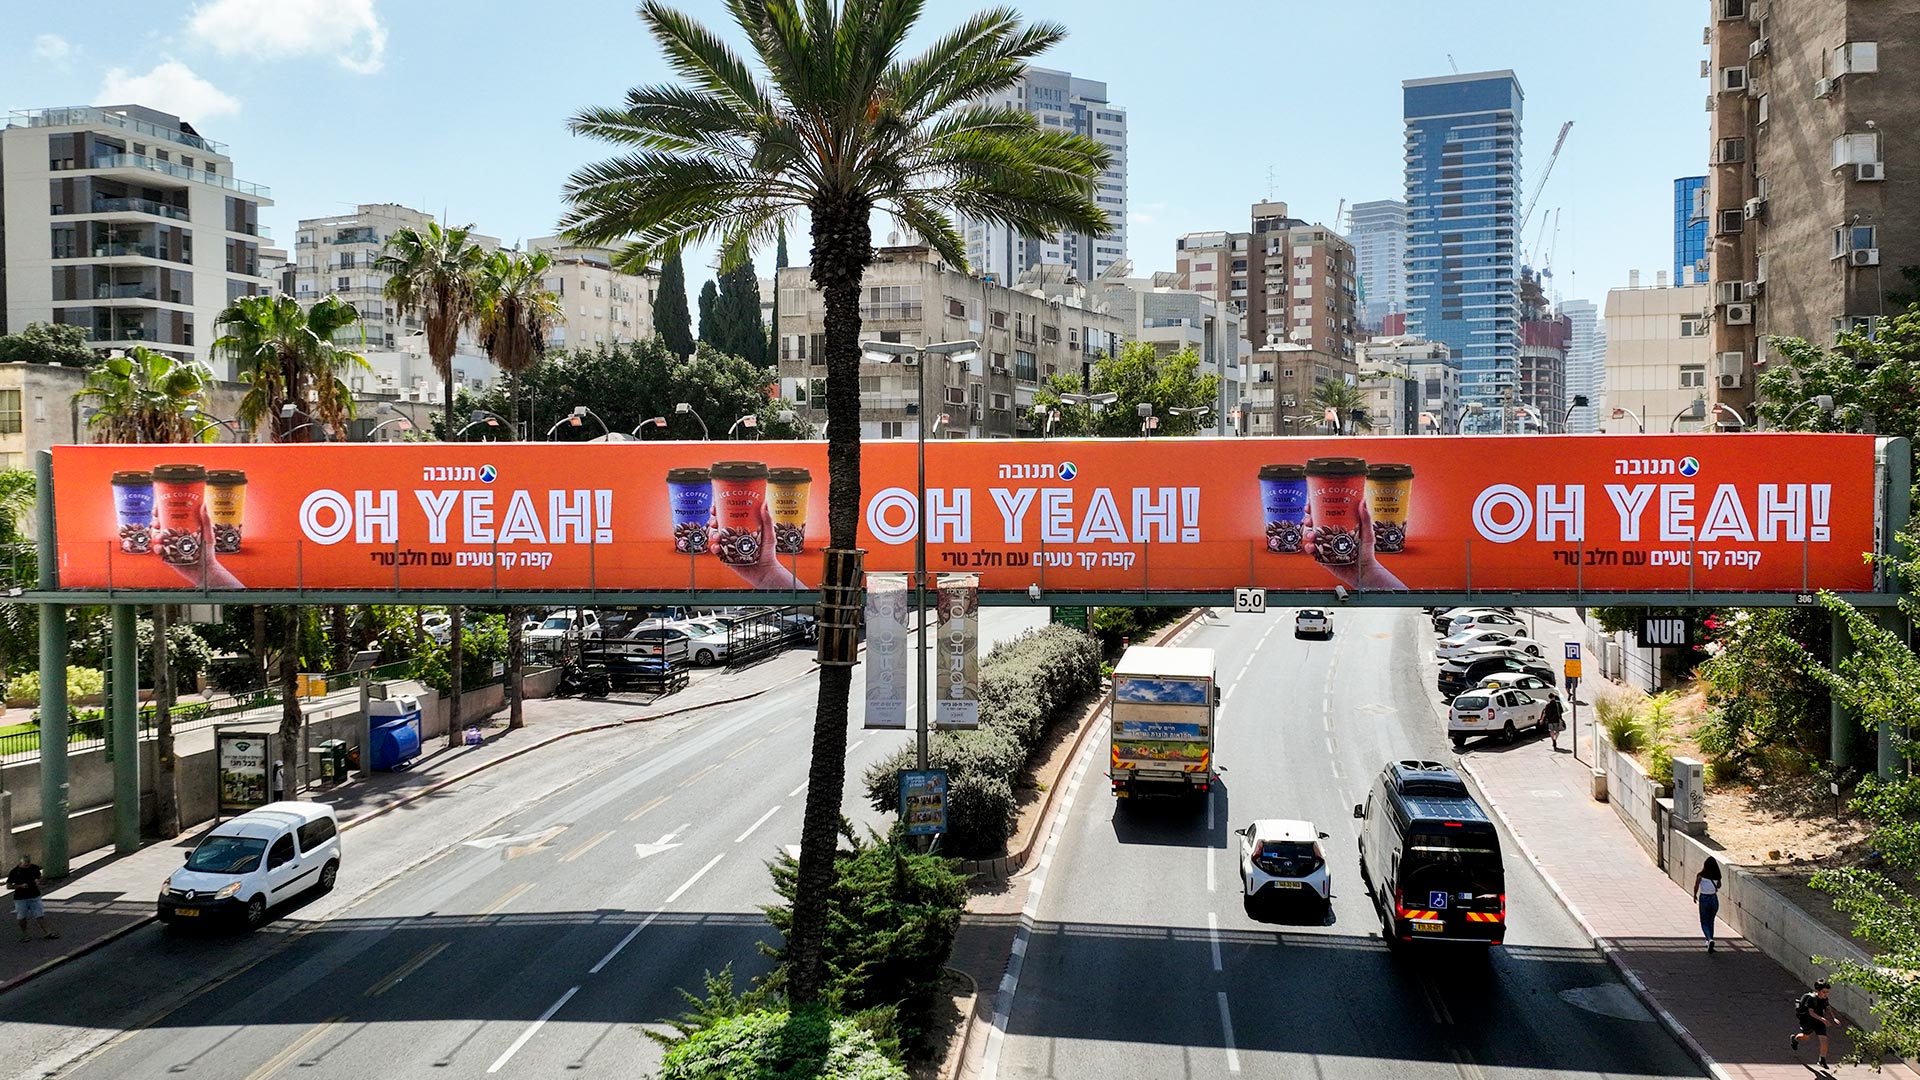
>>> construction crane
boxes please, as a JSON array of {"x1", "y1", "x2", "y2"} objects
[
  {"x1": 1517, "y1": 120, "x2": 1574, "y2": 239},
  {"x1": 1334, "y1": 197, "x2": 1346, "y2": 232}
]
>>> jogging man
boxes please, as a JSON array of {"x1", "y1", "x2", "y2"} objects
[{"x1": 1791, "y1": 978, "x2": 1837, "y2": 1069}]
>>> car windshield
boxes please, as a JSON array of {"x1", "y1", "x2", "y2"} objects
[
  {"x1": 1257, "y1": 840, "x2": 1317, "y2": 858},
  {"x1": 1453, "y1": 695, "x2": 1490, "y2": 710},
  {"x1": 186, "y1": 835, "x2": 267, "y2": 874},
  {"x1": 540, "y1": 617, "x2": 572, "y2": 630},
  {"x1": 685, "y1": 621, "x2": 720, "y2": 635}
]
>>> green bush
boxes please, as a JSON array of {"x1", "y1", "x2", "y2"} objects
[
  {"x1": 1089, "y1": 606, "x2": 1187, "y2": 657},
  {"x1": 765, "y1": 827, "x2": 967, "y2": 1053},
  {"x1": 1597, "y1": 693, "x2": 1642, "y2": 752},
  {"x1": 656, "y1": 1008, "x2": 905, "y2": 1080},
  {"x1": 1642, "y1": 692, "x2": 1679, "y2": 786},
  {"x1": 865, "y1": 626, "x2": 1101, "y2": 856},
  {"x1": 7, "y1": 666, "x2": 108, "y2": 708}
]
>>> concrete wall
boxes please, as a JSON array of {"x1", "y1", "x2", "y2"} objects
[{"x1": 1594, "y1": 724, "x2": 1665, "y2": 860}]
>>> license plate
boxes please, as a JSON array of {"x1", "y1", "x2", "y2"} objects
[
  {"x1": 1271, "y1": 880, "x2": 1303, "y2": 889},
  {"x1": 1460, "y1": 716, "x2": 1478, "y2": 723},
  {"x1": 1412, "y1": 920, "x2": 1445, "y2": 933},
  {"x1": 173, "y1": 907, "x2": 201, "y2": 917}
]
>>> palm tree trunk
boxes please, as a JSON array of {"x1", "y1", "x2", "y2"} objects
[
  {"x1": 507, "y1": 608, "x2": 524, "y2": 730},
  {"x1": 277, "y1": 608, "x2": 302, "y2": 802},
  {"x1": 446, "y1": 605, "x2": 464, "y2": 747},
  {"x1": 252, "y1": 605, "x2": 268, "y2": 687},
  {"x1": 786, "y1": 199, "x2": 873, "y2": 1006},
  {"x1": 152, "y1": 603, "x2": 179, "y2": 837}
]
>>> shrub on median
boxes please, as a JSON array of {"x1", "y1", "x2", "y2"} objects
[
  {"x1": 863, "y1": 626, "x2": 1102, "y2": 857},
  {"x1": 650, "y1": 967, "x2": 906, "y2": 1080}
]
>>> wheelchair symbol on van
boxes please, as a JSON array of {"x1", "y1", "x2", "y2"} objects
[{"x1": 1429, "y1": 890, "x2": 1449, "y2": 910}]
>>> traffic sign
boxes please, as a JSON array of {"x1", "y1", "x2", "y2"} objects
[
  {"x1": 1234, "y1": 588, "x2": 1267, "y2": 613},
  {"x1": 1564, "y1": 641, "x2": 1582, "y2": 661},
  {"x1": 1564, "y1": 659, "x2": 1583, "y2": 680}
]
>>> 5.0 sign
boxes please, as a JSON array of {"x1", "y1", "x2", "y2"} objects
[{"x1": 1234, "y1": 588, "x2": 1267, "y2": 613}]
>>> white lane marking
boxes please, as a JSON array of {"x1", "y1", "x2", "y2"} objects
[
  {"x1": 588, "y1": 912, "x2": 660, "y2": 974},
  {"x1": 1322, "y1": 713, "x2": 1331, "y2": 732},
  {"x1": 487, "y1": 985, "x2": 580, "y2": 1073},
  {"x1": 787, "y1": 780, "x2": 807, "y2": 798},
  {"x1": 633, "y1": 824, "x2": 690, "y2": 861},
  {"x1": 847, "y1": 738, "x2": 865, "y2": 755},
  {"x1": 1207, "y1": 792, "x2": 1215, "y2": 832},
  {"x1": 666, "y1": 853, "x2": 725, "y2": 904},
  {"x1": 1207, "y1": 912, "x2": 1223, "y2": 972},
  {"x1": 1324, "y1": 736, "x2": 1336, "y2": 757},
  {"x1": 1206, "y1": 846, "x2": 1216, "y2": 893},
  {"x1": 734, "y1": 805, "x2": 781, "y2": 844},
  {"x1": 1217, "y1": 992, "x2": 1241, "y2": 1073}
]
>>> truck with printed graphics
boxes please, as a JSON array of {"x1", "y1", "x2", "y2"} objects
[{"x1": 1109, "y1": 646, "x2": 1219, "y2": 801}]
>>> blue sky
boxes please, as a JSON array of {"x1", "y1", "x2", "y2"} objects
[{"x1": 2, "y1": 0, "x2": 1706, "y2": 304}]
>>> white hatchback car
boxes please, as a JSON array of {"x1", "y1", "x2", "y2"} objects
[
  {"x1": 1449, "y1": 687, "x2": 1548, "y2": 748},
  {"x1": 1437, "y1": 629, "x2": 1543, "y2": 661},
  {"x1": 159, "y1": 801, "x2": 341, "y2": 929},
  {"x1": 1293, "y1": 609, "x2": 1333, "y2": 639},
  {"x1": 1236, "y1": 819, "x2": 1332, "y2": 912}
]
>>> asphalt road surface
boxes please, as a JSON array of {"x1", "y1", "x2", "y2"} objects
[
  {"x1": 4, "y1": 608, "x2": 1046, "y2": 1080},
  {"x1": 988, "y1": 606, "x2": 1706, "y2": 1080}
]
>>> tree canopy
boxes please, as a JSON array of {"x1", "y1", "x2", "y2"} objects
[
  {"x1": 0, "y1": 322, "x2": 95, "y2": 366},
  {"x1": 655, "y1": 249, "x2": 695, "y2": 357},
  {"x1": 1030, "y1": 342, "x2": 1218, "y2": 437}
]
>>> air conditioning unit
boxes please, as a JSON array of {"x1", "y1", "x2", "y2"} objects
[
  {"x1": 1743, "y1": 280, "x2": 1765, "y2": 299},
  {"x1": 1850, "y1": 248, "x2": 1881, "y2": 267},
  {"x1": 1718, "y1": 372, "x2": 1744, "y2": 389},
  {"x1": 970, "y1": 404, "x2": 983, "y2": 421},
  {"x1": 991, "y1": 364, "x2": 1009, "y2": 375},
  {"x1": 1855, "y1": 161, "x2": 1885, "y2": 182},
  {"x1": 1725, "y1": 303, "x2": 1754, "y2": 324},
  {"x1": 1815, "y1": 77, "x2": 1835, "y2": 98},
  {"x1": 1700, "y1": 59, "x2": 1712, "y2": 78},
  {"x1": 1715, "y1": 281, "x2": 1744, "y2": 306},
  {"x1": 1748, "y1": 38, "x2": 1768, "y2": 60},
  {"x1": 1743, "y1": 197, "x2": 1766, "y2": 220},
  {"x1": 1716, "y1": 351, "x2": 1746, "y2": 388}
]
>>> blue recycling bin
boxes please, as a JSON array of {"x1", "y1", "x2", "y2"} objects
[{"x1": 367, "y1": 694, "x2": 423, "y2": 771}]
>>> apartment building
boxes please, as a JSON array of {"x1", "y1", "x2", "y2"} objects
[
  {"x1": 1243, "y1": 343, "x2": 1357, "y2": 436},
  {"x1": 1515, "y1": 272, "x2": 1572, "y2": 432},
  {"x1": 1359, "y1": 336, "x2": 1455, "y2": 434},
  {"x1": 773, "y1": 246, "x2": 1126, "y2": 439},
  {"x1": 1704, "y1": 0, "x2": 1920, "y2": 421},
  {"x1": 1673, "y1": 176, "x2": 1710, "y2": 284},
  {"x1": 1089, "y1": 269, "x2": 1242, "y2": 435},
  {"x1": 1174, "y1": 201, "x2": 1359, "y2": 362},
  {"x1": 1403, "y1": 72, "x2": 1525, "y2": 430},
  {"x1": 0, "y1": 105, "x2": 276, "y2": 377},
  {"x1": 1602, "y1": 273, "x2": 1715, "y2": 434},
  {"x1": 292, "y1": 203, "x2": 500, "y2": 351},
  {"x1": 527, "y1": 235, "x2": 655, "y2": 350},
  {"x1": 964, "y1": 67, "x2": 1127, "y2": 284},
  {"x1": 0, "y1": 360, "x2": 258, "y2": 471},
  {"x1": 1347, "y1": 199, "x2": 1409, "y2": 331},
  {"x1": 1561, "y1": 298, "x2": 1607, "y2": 432}
]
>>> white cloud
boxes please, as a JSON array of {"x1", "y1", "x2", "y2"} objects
[
  {"x1": 97, "y1": 62, "x2": 240, "y2": 120},
  {"x1": 187, "y1": 0, "x2": 387, "y2": 74},
  {"x1": 1129, "y1": 211, "x2": 1156, "y2": 226},
  {"x1": 33, "y1": 34, "x2": 73, "y2": 62}
]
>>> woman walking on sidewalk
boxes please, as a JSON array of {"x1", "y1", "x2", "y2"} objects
[
  {"x1": 1544, "y1": 693, "x2": 1567, "y2": 752},
  {"x1": 1695, "y1": 856, "x2": 1722, "y2": 952}
]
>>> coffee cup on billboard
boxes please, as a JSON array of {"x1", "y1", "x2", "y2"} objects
[
  {"x1": 1366, "y1": 463, "x2": 1414, "y2": 554},
  {"x1": 666, "y1": 467, "x2": 714, "y2": 554},
  {"x1": 1257, "y1": 463, "x2": 1308, "y2": 554},
  {"x1": 152, "y1": 463, "x2": 208, "y2": 566},
  {"x1": 767, "y1": 467, "x2": 811, "y2": 554},
  {"x1": 1304, "y1": 457, "x2": 1367, "y2": 567},
  {"x1": 206, "y1": 470, "x2": 247, "y2": 554},
  {"x1": 112, "y1": 470, "x2": 155, "y2": 554},
  {"x1": 710, "y1": 461, "x2": 769, "y2": 566}
]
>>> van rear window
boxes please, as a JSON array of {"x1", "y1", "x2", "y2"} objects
[
  {"x1": 1453, "y1": 695, "x2": 1490, "y2": 710},
  {"x1": 1409, "y1": 830, "x2": 1500, "y2": 865}
]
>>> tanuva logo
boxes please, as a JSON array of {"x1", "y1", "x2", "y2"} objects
[
  {"x1": 1058, "y1": 461, "x2": 1078, "y2": 481},
  {"x1": 478, "y1": 464, "x2": 498, "y2": 484},
  {"x1": 1678, "y1": 457, "x2": 1700, "y2": 477}
]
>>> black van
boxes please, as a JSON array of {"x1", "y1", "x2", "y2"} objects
[{"x1": 1354, "y1": 760, "x2": 1505, "y2": 946}]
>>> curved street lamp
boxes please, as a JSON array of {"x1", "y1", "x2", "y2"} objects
[
  {"x1": 456, "y1": 409, "x2": 512, "y2": 441},
  {"x1": 1168, "y1": 405, "x2": 1211, "y2": 434},
  {"x1": 1776, "y1": 394, "x2": 1837, "y2": 429},
  {"x1": 1669, "y1": 396, "x2": 1708, "y2": 433},
  {"x1": 1712, "y1": 402, "x2": 1747, "y2": 431},
  {"x1": 635, "y1": 416, "x2": 669, "y2": 439},
  {"x1": 728, "y1": 414, "x2": 759, "y2": 439},
  {"x1": 673, "y1": 402, "x2": 710, "y2": 439},
  {"x1": 546, "y1": 405, "x2": 610, "y2": 441},
  {"x1": 1610, "y1": 405, "x2": 1645, "y2": 434}
]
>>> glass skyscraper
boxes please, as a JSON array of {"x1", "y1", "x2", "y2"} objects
[
  {"x1": 1673, "y1": 176, "x2": 1709, "y2": 285},
  {"x1": 1402, "y1": 71, "x2": 1523, "y2": 429}
]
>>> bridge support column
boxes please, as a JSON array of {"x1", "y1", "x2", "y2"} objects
[
  {"x1": 37, "y1": 604, "x2": 69, "y2": 876},
  {"x1": 111, "y1": 604, "x2": 140, "y2": 853}
]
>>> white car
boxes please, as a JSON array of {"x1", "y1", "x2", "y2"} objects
[
  {"x1": 421, "y1": 612, "x2": 452, "y2": 645},
  {"x1": 679, "y1": 619, "x2": 738, "y2": 666},
  {"x1": 1449, "y1": 687, "x2": 1548, "y2": 748},
  {"x1": 159, "y1": 802, "x2": 340, "y2": 930},
  {"x1": 1293, "y1": 609, "x2": 1333, "y2": 639},
  {"x1": 1436, "y1": 629, "x2": 1543, "y2": 661},
  {"x1": 1478, "y1": 672, "x2": 1556, "y2": 701},
  {"x1": 527, "y1": 609, "x2": 601, "y2": 654},
  {"x1": 1431, "y1": 606, "x2": 1511, "y2": 634},
  {"x1": 1444, "y1": 610, "x2": 1527, "y2": 636},
  {"x1": 1237, "y1": 819, "x2": 1332, "y2": 913}
]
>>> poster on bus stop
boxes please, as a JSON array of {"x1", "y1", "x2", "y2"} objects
[
  {"x1": 216, "y1": 729, "x2": 272, "y2": 818},
  {"x1": 863, "y1": 573, "x2": 909, "y2": 730},
  {"x1": 935, "y1": 574, "x2": 979, "y2": 730},
  {"x1": 51, "y1": 434, "x2": 1881, "y2": 596}
]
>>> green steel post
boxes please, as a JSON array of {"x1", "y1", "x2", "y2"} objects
[
  {"x1": 111, "y1": 605, "x2": 139, "y2": 852},
  {"x1": 1830, "y1": 608, "x2": 1857, "y2": 772},
  {"x1": 33, "y1": 451, "x2": 70, "y2": 875}
]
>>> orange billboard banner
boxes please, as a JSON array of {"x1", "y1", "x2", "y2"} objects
[{"x1": 52, "y1": 434, "x2": 1879, "y2": 595}]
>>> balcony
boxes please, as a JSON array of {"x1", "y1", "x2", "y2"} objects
[
  {"x1": 87, "y1": 153, "x2": 270, "y2": 198},
  {"x1": 94, "y1": 283, "x2": 159, "y2": 301},
  {"x1": 87, "y1": 196, "x2": 190, "y2": 221},
  {"x1": 10, "y1": 106, "x2": 228, "y2": 154},
  {"x1": 90, "y1": 242, "x2": 160, "y2": 259}
]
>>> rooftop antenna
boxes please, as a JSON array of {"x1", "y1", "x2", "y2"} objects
[
  {"x1": 1265, "y1": 166, "x2": 1278, "y2": 201},
  {"x1": 1447, "y1": 54, "x2": 1459, "y2": 74}
]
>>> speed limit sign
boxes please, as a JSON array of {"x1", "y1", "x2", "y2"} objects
[{"x1": 1234, "y1": 588, "x2": 1267, "y2": 613}]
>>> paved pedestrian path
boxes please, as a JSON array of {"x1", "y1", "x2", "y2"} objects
[{"x1": 1464, "y1": 723, "x2": 1912, "y2": 1080}]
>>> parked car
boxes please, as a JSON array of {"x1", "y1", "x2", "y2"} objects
[
  {"x1": 1429, "y1": 606, "x2": 1514, "y2": 635},
  {"x1": 1436, "y1": 629, "x2": 1542, "y2": 661},
  {"x1": 1443, "y1": 610, "x2": 1527, "y2": 636},
  {"x1": 1477, "y1": 672, "x2": 1555, "y2": 701},
  {"x1": 528, "y1": 609, "x2": 601, "y2": 654},
  {"x1": 1449, "y1": 687, "x2": 1548, "y2": 747},
  {"x1": 1237, "y1": 819, "x2": 1332, "y2": 914},
  {"x1": 421, "y1": 612, "x2": 452, "y2": 645},
  {"x1": 678, "y1": 619, "x2": 737, "y2": 666},
  {"x1": 159, "y1": 802, "x2": 340, "y2": 930},
  {"x1": 1437, "y1": 650, "x2": 1555, "y2": 698},
  {"x1": 1293, "y1": 609, "x2": 1333, "y2": 639},
  {"x1": 770, "y1": 610, "x2": 817, "y2": 643}
]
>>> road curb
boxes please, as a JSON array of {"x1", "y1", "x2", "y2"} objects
[
  {"x1": 1457, "y1": 756, "x2": 1735, "y2": 1080},
  {"x1": 0, "y1": 914, "x2": 157, "y2": 997}
]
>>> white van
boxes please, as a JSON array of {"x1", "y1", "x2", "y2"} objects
[{"x1": 158, "y1": 801, "x2": 341, "y2": 929}]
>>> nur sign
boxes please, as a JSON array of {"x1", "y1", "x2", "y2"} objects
[{"x1": 1636, "y1": 615, "x2": 1695, "y2": 649}]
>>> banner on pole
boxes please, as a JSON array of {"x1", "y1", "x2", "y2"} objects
[
  {"x1": 863, "y1": 574, "x2": 910, "y2": 729},
  {"x1": 901, "y1": 769, "x2": 949, "y2": 836},
  {"x1": 936, "y1": 574, "x2": 980, "y2": 730}
]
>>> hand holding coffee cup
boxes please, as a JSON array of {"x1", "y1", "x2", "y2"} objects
[
  {"x1": 160, "y1": 500, "x2": 245, "y2": 591},
  {"x1": 711, "y1": 497, "x2": 806, "y2": 591},
  {"x1": 1302, "y1": 497, "x2": 1408, "y2": 593}
]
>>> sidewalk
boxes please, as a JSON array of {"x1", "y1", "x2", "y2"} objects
[
  {"x1": 1463, "y1": 725, "x2": 1914, "y2": 1080},
  {"x1": 0, "y1": 648, "x2": 820, "y2": 994}
]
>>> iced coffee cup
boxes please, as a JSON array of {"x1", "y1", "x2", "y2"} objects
[
  {"x1": 666, "y1": 467, "x2": 714, "y2": 554},
  {"x1": 152, "y1": 463, "x2": 208, "y2": 566},
  {"x1": 1257, "y1": 464, "x2": 1308, "y2": 554},
  {"x1": 768, "y1": 467, "x2": 811, "y2": 555},
  {"x1": 1304, "y1": 457, "x2": 1368, "y2": 567},
  {"x1": 710, "y1": 461, "x2": 769, "y2": 566},
  {"x1": 206, "y1": 470, "x2": 247, "y2": 554},
  {"x1": 112, "y1": 470, "x2": 155, "y2": 555},
  {"x1": 1366, "y1": 463, "x2": 1414, "y2": 554}
]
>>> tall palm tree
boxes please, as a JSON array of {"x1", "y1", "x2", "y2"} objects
[
  {"x1": 561, "y1": 0, "x2": 1109, "y2": 1003},
  {"x1": 73, "y1": 345, "x2": 214, "y2": 838},
  {"x1": 212, "y1": 294, "x2": 368, "y2": 441},
  {"x1": 1312, "y1": 379, "x2": 1373, "y2": 435},
  {"x1": 377, "y1": 222, "x2": 487, "y2": 746},
  {"x1": 477, "y1": 249, "x2": 562, "y2": 730}
]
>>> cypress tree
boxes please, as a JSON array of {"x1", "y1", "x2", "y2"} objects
[
  {"x1": 654, "y1": 250, "x2": 695, "y2": 357},
  {"x1": 769, "y1": 230, "x2": 788, "y2": 361},
  {"x1": 697, "y1": 280, "x2": 719, "y2": 347},
  {"x1": 715, "y1": 263, "x2": 768, "y2": 366}
]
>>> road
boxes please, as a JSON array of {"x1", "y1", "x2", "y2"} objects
[
  {"x1": 988, "y1": 606, "x2": 1705, "y2": 1080},
  {"x1": 2, "y1": 608, "x2": 1047, "y2": 1080}
]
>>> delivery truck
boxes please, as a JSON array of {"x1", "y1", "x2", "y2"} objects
[{"x1": 1109, "y1": 645, "x2": 1219, "y2": 801}]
